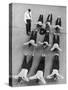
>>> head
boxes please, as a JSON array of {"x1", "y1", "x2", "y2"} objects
[{"x1": 28, "y1": 9, "x2": 31, "y2": 12}]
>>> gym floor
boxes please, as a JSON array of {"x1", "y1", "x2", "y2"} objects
[{"x1": 11, "y1": 3, "x2": 66, "y2": 86}]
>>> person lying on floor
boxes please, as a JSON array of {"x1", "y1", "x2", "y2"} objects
[
  {"x1": 47, "y1": 53, "x2": 64, "y2": 80},
  {"x1": 12, "y1": 54, "x2": 34, "y2": 82},
  {"x1": 46, "y1": 13, "x2": 52, "y2": 26},
  {"x1": 53, "y1": 16, "x2": 63, "y2": 32},
  {"x1": 24, "y1": 29, "x2": 38, "y2": 47},
  {"x1": 29, "y1": 54, "x2": 46, "y2": 84},
  {"x1": 38, "y1": 14, "x2": 52, "y2": 48},
  {"x1": 51, "y1": 17, "x2": 62, "y2": 51},
  {"x1": 36, "y1": 14, "x2": 43, "y2": 29},
  {"x1": 36, "y1": 14, "x2": 47, "y2": 35},
  {"x1": 51, "y1": 33, "x2": 62, "y2": 51}
]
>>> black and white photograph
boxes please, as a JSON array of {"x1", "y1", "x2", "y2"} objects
[{"x1": 9, "y1": 3, "x2": 66, "y2": 87}]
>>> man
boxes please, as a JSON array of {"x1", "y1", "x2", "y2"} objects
[
  {"x1": 51, "y1": 17, "x2": 62, "y2": 51},
  {"x1": 51, "y1": 33, "x2": 62, "y2": 51},
  {"x1": 12, "y1": 54, "x2": 34, "y2": 82},
  {"x1": 24, "y1": 9, "x2": 32, "y2": 36},
  {"x1": 29, "y1": 54, "x2": 46, "y2": 84},
  {"x1": 47, "y1": 53, "x2": 64, "y2": 80},
  {"x1": 38, "y1": 14, "x2": 52, "y2": 48},
  {"x1": 24, "y1": 29, "x2": 38, "y2": 47},
  {"x1": 46, "y1": 14, "x2": 52, "y2": 25},
  {"x1": 36, "y1": 14, "x2": 43, "y2": 29}
]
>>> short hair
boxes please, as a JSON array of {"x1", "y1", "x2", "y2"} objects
[{"x1": 28, "y1": 9, "x2": 31, "y2": 12}]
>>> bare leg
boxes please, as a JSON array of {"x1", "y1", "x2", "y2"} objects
[
  {"x1": 51, "y1": 44, "x2": 56, "y2": 51},
  {"x1": 29, "y1": 74, "x2": 37, "y2": 80},
  {"x1": 24, "y1": 40, "x2": 37, "y2": 47},
  {"x1": 56, "y1": 72, "x2": 64, "y2": 79},
  {"x1": 32, "y1": 43, "x2": 37, "y2": 47},
  {"x1": 38, "y1": 41, "x2": 43, "y2": 45},
  {"x1": 56, "y1": 44, "x2": 62, "y2": 51},
  {"x1": 24, "y1": 41, "x2": 31, "y2": 45},
  {"x1": 46, "y1": 72, "x2": 55, "y2": 79}
]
